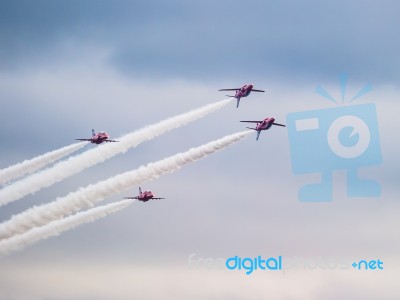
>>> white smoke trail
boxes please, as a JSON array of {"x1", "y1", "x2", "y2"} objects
[
  {"x1": 0, "y1": 130, "x2": 251, "y2": 239},
  {"x1": 0, "y1": 199, "x2": 134, "y2": 257},
  {"x1": 0, "y1": 142, "x2": 86, "y2": 185},
  {"x1": 0, "y1": 98, "x2": 232, "y2": 207}
]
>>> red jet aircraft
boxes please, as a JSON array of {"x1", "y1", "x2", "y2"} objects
[
  {"x1": 219, "y1": 83, "x2": 265, "y2": 108},
  {"x1": 76, "y1": 129, "x2": 118, "y2": 144},
  {"x1": 124, "y1": 187, "x2": 165, "y2": 202},
  {"x1": 241, "y1": 117, "x2": 286, "y2": 140}
]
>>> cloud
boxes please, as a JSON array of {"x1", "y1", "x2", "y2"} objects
[
  {"x1": 1, "y1": 0, "x2": 400, "y2": 83},
  {"x1": 0, "y1": 261, "x2": 399, "y2": 300}
]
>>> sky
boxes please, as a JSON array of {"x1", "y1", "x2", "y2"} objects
[{"x1": 0, "y1": 0, "x2": 399, "y2": 299}]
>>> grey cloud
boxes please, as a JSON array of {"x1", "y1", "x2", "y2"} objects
[{"x1": 1, "y1": 0, "x2": 400, "y2": 83}]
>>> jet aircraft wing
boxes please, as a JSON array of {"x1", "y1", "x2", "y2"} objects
[{"x1": 219, "y1": 88, "x2": 240, "y2": 91}]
